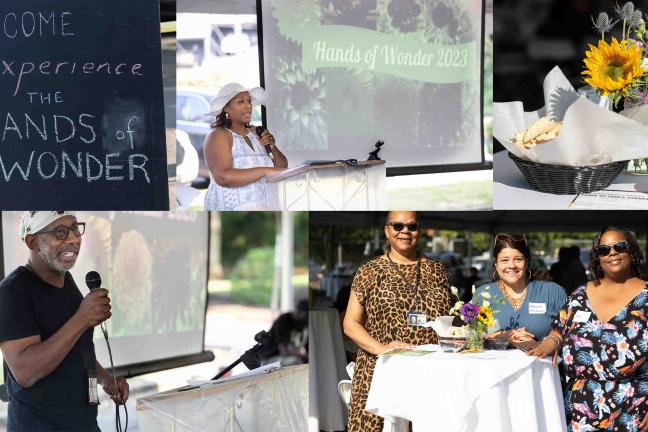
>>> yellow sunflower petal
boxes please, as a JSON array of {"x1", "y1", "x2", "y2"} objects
[{"x1": 583, "y1": 38, "x2": 644, "y2": 95}]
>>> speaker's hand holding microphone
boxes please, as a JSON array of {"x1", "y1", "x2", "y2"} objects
[
  {"x1": 77, "y1": 271, "x2": 111, "y2": 330},
  {"x1": 76, "y1": 289, "x2": 110, "y2": 329},
  {"x1": 256, "y1": 126, "x2": 275, "y2": 158}
]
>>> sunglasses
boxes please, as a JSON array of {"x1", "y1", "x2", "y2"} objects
[
  {"x1": 386, "y1": 222, "x2": 420, "y2": 232},
  {"x1": 596, "y1": 241, "x2": 628, "y2": 257},
  {"x1": 36, "y1": 222, "x2": 86, "y2": 241},
  {"x1": 495, "y1": 233, "x2": 527, "y2": 244}
]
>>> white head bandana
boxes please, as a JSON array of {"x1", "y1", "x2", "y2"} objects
[{"x1": 19, "y1": 211, "x2": 76, "y2": 241}]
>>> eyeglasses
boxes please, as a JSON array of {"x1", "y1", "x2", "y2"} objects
[
  {"x1": 596, "y1": 241, "x2": 628, "y2": 256},
  {"x1": 36, "y1": 222, "x2": 86, "y2": 240},
  {"x1": 495, "y1": 233, "x2": 527, "y2": 244},
  {"x1": 386, "y1": 222, "x2": 420, "y2": 232}
]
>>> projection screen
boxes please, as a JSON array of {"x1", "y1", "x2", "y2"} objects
[
  {"x1": 259, "y1": 0, "x2": 485, "y2": 175},
  {"x1": 1, "y1": 211, "x2": 210, "y2": 375}
]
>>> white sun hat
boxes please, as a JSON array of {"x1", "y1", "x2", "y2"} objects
[{"x1": 206, "y1": 83, "x2": 266, "y2": 116}]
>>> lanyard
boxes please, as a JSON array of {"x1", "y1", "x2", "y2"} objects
[{"x1": 386, "y1": 252, "x2": 422, "y2": 310}]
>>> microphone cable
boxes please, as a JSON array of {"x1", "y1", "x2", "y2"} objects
[
  {"x1": 86, "y1": 271, "x2": 128, "y2": 432},
  {"x1": 100, "y1": 323, "x2": 128, "y2": 432}
]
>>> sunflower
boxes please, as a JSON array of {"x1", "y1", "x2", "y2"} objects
[
  {"x1": 582, "y1": 37, "x2": 646, "y2": 96},
  {"x1": 477, "y1": 307, "x2": 494, "y2": 327}
]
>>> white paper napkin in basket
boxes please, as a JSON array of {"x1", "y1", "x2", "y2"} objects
[{"x1": 494, "y1": 66, "x2": 648, "y2": 166}]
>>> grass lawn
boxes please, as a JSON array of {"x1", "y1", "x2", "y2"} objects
[
  {"x1": 208, "y1": 273, "x2": 308, "y2": 295},
  {"x1": 388, "y1": 181, "x2": 492, "y2": 210}
]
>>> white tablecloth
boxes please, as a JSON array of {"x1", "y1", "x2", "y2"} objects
[
  {"x1": 365, "y1": 348, "x2": 567, "y2": 432},
  {"x1": 494, "y1": 150, "x2": 648, "y2": 209},
  {"x1": 136, "y1": 365, "x2": 308, "y2": 432},
  {"x1": 309, "y1": 308, "x2": 348, "y2": 432}
]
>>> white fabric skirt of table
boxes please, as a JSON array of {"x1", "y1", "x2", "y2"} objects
[
  {"x1": 365, "y1": 349, "x2": 566, "y2": 432},
  {"x1": 309, "y1": 308, "x2": 348, "y2": 432},
  {"x1": 136, "y1": 364, "x2": 308, "y2": 432}
]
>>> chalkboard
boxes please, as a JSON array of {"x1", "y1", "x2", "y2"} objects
[{"x1": 0, "y1": 0, "x2": 169, "y2": 209}]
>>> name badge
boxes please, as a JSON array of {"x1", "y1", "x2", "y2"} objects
[
  {"x1": 528, "y1": 303, "x2": 547, "y2": 314},
  {"x1": 408, "y1": 311, "x2": 427, "y2": 326},
  {"x1": 573, "y1": 310, "x2": 592, "y2": 323},
  {"x1": 88, "y1": 371, "x2": 99, "y2": 406}
]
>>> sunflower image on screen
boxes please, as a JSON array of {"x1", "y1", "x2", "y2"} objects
[
  {"x1": 111, "y1": 230, "x2": 154, "y2": 337},
  {"x1": 262, "y1": 0, "x2": 483, "y2": 168}
]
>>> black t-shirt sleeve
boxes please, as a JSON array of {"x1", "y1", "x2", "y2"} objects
[{"x1": 0, "y1": 285, "x2": 40, "y2": 343}]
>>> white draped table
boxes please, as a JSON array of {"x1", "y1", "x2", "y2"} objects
[
  {"x1": 136, "y1": 365, "x2": 308, "y2": 432},
  {"x1": 365, "y1": 348, "x2": 567, "y2": 432},
  {"x1": 309, "y1": 308, "x2": 348, "y2": 432}
]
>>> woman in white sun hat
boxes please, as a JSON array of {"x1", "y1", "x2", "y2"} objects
[{"x1": 203, "y1": 83, "x2": 288, "y2": 210}]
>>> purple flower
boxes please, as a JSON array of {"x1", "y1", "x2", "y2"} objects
[
  {"x1": 460, "y1": 303, "x2": 480, "y2": 323},
  {"x1": 641, "y1": 92, "x2": 648, "y2": 106}
]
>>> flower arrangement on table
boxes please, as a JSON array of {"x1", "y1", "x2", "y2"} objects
[
  {"x1": 586, "y1": 2, "x2": 647, "y2": 108},
  {"x1": 448, "y1": 286, "x2": 497, "y2": 351},
  {"x1": 493, "y1": 1, "x2": 648, "y2": 194},
  {"x1": 587, "y1": 2, "x2": 648, "y2": 171}
]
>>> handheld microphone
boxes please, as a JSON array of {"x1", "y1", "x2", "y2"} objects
[
  {"x1": 255, "y1": 126, "x2": 273, "y2": 157},
  {"x1": 85, "y1": 271, "x2": 101, "y2": 290},
  {"x1": 85, "y1": 271, "x2": 106, "y2": 333}
]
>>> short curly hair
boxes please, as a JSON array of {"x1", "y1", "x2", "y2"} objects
[{"x1": 589, "y1": 227, "x2": 646, "y2": 286}]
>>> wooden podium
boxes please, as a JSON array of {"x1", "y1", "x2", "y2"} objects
[{"x1": 265, "y1": 160, "x2": 386, "y2": 210}]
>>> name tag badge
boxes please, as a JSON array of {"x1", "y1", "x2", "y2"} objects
[
  {"x1": 88, "y1": 371, "x2": 99, "y2": 406},
  {"x1": 408, "y1": 311, "x2": 427, "y2": 326},
  {"x1": 573, "y1": 310, "x2": 592, "y2": 323},
  {"x1": 528, "y1": 302, "x2": 547, "y2": 314}
]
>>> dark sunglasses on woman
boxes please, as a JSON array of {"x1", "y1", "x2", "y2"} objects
[
  {"x1": 386, "y1": 222, "x2": 420, "y2": 232},
  {"x1": 596, "y1": 241, "x2": 628, "y2": 256}
]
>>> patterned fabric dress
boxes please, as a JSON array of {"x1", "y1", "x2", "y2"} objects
[
  {"x1": 553, "y1": 284, "x2": 648, "y2": 432},
  {"x1": 348, "y1": 256, "x2": 452, "y2": 432},
  {"x1": 204, "y1": 128, "x2": 277, "y2": 210}
]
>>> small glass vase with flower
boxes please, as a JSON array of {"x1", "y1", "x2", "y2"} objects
[{"x1": 448, "y1": 286, "x2": 499, "y2": 352}]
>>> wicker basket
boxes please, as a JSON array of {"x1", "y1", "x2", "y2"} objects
[{"x1": 508, "y1": 152, "x2": 628, "y2": 195}]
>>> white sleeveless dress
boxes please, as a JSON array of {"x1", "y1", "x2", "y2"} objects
[{"x1": 204, "y1": 128, "x2": 277, "y2": 210}]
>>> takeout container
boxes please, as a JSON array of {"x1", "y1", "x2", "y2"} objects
[
  {"x1": 438, "y1": 339, "x2": 464, "y2": 353},
  {"x1": 484, "y1": 339, "x2": 510, "y2": 350},
  {"x1": 426, "y1": 316, "x2": 465, "y2": 338}
]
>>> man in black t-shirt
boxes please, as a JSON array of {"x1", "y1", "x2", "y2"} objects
[
  {"x1": 0, "y1": 211, "x2": 129, "y2": 431},
  {"x1": 259, "y1": 299, "x2": 309, "y2": 365}
]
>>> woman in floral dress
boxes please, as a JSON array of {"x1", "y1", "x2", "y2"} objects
[{"x1": 529, "y1": 227, "x2": 648, "y2": 431}]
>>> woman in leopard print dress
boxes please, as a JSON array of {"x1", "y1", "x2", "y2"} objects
[{"x1": 343, "y1": 211, "x2": 452, "y2": 431}]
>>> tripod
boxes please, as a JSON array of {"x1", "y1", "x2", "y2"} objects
[{"x1": 212, "y1": 330, "x2": 272, "y2": 381}]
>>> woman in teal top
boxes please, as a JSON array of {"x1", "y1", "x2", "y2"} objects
[{"x1": 472, "y1": 233, "x2": 566, "y2": 342}]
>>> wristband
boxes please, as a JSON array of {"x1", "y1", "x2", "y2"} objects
[{"x1": 543, "y1": 334, "x2": 561, "y2": 348}]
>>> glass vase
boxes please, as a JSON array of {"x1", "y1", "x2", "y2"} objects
[
  {"x1": 626, "y1": 159, "x2": 648, "y2": 175},
  {"x1": 464, "y1": 322, "x2": 485, "y2": 351}
]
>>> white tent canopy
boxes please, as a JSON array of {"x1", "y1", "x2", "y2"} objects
[{"x1": 178, "y1": 0, "x2": 256, "y2": 14}]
